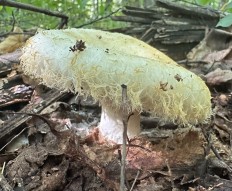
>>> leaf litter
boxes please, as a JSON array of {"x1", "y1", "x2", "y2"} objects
[{"x1": 1, "y1": 28, "x2": 232, "y2": 190}]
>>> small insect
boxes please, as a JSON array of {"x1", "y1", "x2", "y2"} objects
[
  {"x1": 69, "y1": 40, "x2": 86, "y2": 52},
  {"x1": 170, "y1": 85, "x2": 173, "y2": 90},
  {"x1": 174, "y1": 74, "x2": 183, "y2": 82},
  {"x1": 160, "y1": 82, "x2": 168, "y2": 91},
  {"x1": 105, "y1": 48, "x2": 109, "y2": 53}
]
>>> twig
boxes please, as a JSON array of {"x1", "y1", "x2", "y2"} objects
[
  {"x1": 1, "y1": 162, "x2": 5, "y2": 175},
  {"x1": 0, "y1": 0, "x2": 68, "y2": 29},
  {"x1": 208, "y1": 183, "x2": 223, "y2": 191},
  {"x1": 0, "y1": 110, "x2": 67, "y2": 145},
  {"x1": 201, "y1": 126, "x2": 222, "y2": 160},
  {"x1": 129, "y1": 170, "x2": 140, "y2": 191},
  {"x1": 0, "y1": 126, "x2": 26, "y2": 152},
  {"x1": 0, "y1": 111, "x2": 53, "y2": 129},
  {"x1": 0, "y1": 162, "x2": 13, "y2": 191},
  {"x1": 177, "y1": 59, "x2": 208, "y2": 65},
  {"x1": 166, "y1": 159, "x2": 175, "y2": 189},
  {"x1": 11, "y1": 11, "x2": 16, "y2": 32},
  {"x1": 120, "y1": 84, "x2": 128, "y2": 191},
  {"x1": 76, "y1": 8, "x2": 122, "y2": 28},
  {"x1": 201, "y1": 126, "x2": 232, "y2": 173}
]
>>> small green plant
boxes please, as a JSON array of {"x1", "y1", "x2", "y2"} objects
[
  {"x1": 216, "y1": 2, "x2": 232, "y2": 27},
  {"x1": 196, "y1": 0, "x2": 212, "y2": 5},
  {"x1": 194, "y1": 0, "x2": 232, "y2": 28}
]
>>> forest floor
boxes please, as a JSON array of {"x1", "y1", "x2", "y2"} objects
[{"x1": 1, "y1": 28, "x2": 232, "y2": 191}]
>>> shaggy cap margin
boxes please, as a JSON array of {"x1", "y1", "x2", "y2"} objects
[{"x1": 20, "y1": 29, "x2": 212, "y2": 125}]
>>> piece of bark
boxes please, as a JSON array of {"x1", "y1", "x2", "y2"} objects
[
  {"x1": 156, "y1": 0, "x2": 219, "y2": 19},
  {"x1": 0, "y1": 50, "x2": 22, "y2": 77},
  {"x1": 0, "y1": 174, "x2": 13, "y2": 191},
  {"x1": 0, "y1": 89, "x2": 70, "y2": 149},
  {"x1": 112, "y1": 1, "x2": 220, "y2": 60}
]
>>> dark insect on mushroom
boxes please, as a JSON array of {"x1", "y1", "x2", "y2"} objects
[
  {"x1": 160, "y1": 82, "x2": 168, "y2": 91},
  {"x1": 105, "y1": 48, "x2": 109, "y2": 53},
  {"x1": 69, "y1": 40, "x2": 86, "y2": 52},
  {"x1": 174, "y1": 74, "x2": 183, "y2": 82}
]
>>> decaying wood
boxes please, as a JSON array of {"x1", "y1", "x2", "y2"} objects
[
  {"x1": 0, "y1": 174, "x2": 13, "y2": 191},
  {"x1": 111, "y1": 0, "x2": 220, "y2": 60},
  {"x1": 156, "y1": 0, "x2": 219, "y2": 18},
  {"x1": 0, "y1": 50, "x2": 22, "y2": 66},
  {"x1": 0, "y1": 89, "x2": 70, "y2": 149},
  {"x1": 199, "y1": 174, "x2": 232, "y2": 190},
  {"x1": 0, "y1": 50, "x2": 22, "y2": 77}
]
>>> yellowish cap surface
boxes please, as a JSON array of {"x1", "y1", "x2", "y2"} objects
[{"x1": 20, "y1": 29, "x2": 212, "y2": 125}]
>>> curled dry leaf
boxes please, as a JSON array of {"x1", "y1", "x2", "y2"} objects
[
  {"x1": 187, "y1": 29, "x2": 232, "y2": 61},
  {"x1": 205, "y1": 68, "x2": 232, "y2": 85},
  {"x1": 203, "y1": 48, "x2": 232, "y2": 64}
]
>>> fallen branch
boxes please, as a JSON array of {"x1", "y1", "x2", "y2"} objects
[
  {"x1": 76, "y1": 8, "x2": 122, "y2": 28},
  {"x1": 0, "y1": 0, "x2": 68, "y2": 29}
]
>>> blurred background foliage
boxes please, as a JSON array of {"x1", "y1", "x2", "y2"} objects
[{"x1": 0, "y1": 0, "x2": 231, "y2": 34}]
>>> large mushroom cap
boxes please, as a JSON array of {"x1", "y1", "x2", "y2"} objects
[{"x1": 20, "y1": 28, "x2": 211, "y2": 126}]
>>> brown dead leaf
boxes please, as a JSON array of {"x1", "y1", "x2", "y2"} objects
[
  {"x1": 205, "y1": 68, "x2": 232, "y2": 85},
  {"x1": 187, "y1": 29, "x2": 232, "y2": 61},
  {"x1": 83, "y1": 144, "x2": 98, "y2": 161},
  {"x1": 203, "y1": 48, "x2": 232, "y2": 64},
  {"x1": 0, "y1": 27, "x2": 25, "y2": 54},
  {"x1": 34, "y1": 157, "x2": 69, "y2": 191},
  {"x1": 0, "y1": 49, "x2": 22, "y2": 66},
  {"x1": 126, "y1": 145, "x2": 165, "y2": 170},
  {"x1": 154, "y1": 129, "x2": 205, "y2": 168},
  {"x1": 6, "y1": 145, "x2": 48, "y2": 187},
  {"x1": 136, "y1": 176, "x2": 164, "y2": 191},
  {"x1": 83, "y1": 144, "x2": 115, "y2": 165}
]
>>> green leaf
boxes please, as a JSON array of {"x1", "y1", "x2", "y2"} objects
[
  {"x1": 225, "y1": 2, "x2": 232, "y2": 10},
  {"x1": 196, "y1": 0, "x2": 211, "y2": 5},
  {"x1": 5, "y1": 6, "x2": 13, "y2": 14},
  {"x1": 216, "y1": 14, "x2": 232, "y2": 27},
  {"x1": 99, "y1": 3, "x2": 105, "y2": 16}
]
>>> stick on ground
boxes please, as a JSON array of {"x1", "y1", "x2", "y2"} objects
[{"x1": 120, "y1": 84, "x2": 128, "y2": 191}]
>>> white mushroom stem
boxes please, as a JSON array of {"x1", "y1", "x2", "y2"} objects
[{"x1": 99, "y1": 104, "x2": 140, "y2": 143}]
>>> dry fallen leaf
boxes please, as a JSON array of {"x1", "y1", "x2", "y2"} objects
[
  {"x1": 187, "y1": 29, "x2": 232, "y2": 61},
  {"x1": 203, "y1": 48, "x2": 232, "y2": 64},
  {"x1": 0, "y1": 27, "x2": 25, "y2": 54},
  {"x1": 205, "y1": 68, "x2": 232, "y2": 85}
]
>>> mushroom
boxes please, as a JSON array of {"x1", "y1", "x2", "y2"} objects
[{"x1": 20, "y1": 28, "x2": 212, "y2": 143}]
